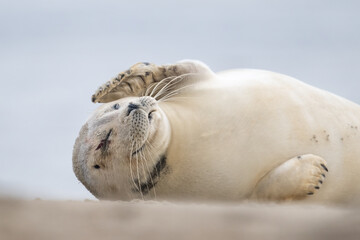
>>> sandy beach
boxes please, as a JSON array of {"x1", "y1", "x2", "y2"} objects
[{"x1": 1, "y1": 198, "x2": 360, "y2": 240}]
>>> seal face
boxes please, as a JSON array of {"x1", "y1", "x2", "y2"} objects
[{"x1": 73, "y1": 96, "x2": 171, "y2": 200}]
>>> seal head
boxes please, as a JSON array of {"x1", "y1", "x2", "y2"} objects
[{"x1": 72, "y1": 96, "x2": 171, "y2": 200}]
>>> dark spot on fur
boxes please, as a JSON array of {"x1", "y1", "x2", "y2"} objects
[
  {"x1": 319, "y1": 180, "x2": 323, "y2": 184},
  {"x1": 132, "y1": 155, "x2": 167, "y2": 194},
  {"x1": 315, "y1": 186, "x2": 320, "y2": 189},
  {"x1": 142, "y1": 62, "x2": 150, "y2": 66},
  {"x1": 126, "y1": 69, "x2": 131, "y2": 74},
  {"x1": 311, "y1": 135, "x2": 318, "y2": 143},
  {"x1": 321, "y1": 174, "x2": 326, "y2": 178},
  {"x1": 91, "y1": 95, "x2": 96, "y2": 103},
  {"x1": 145, "y1": 71, "x2": 150, "y2": 76},
  {"x1": 94, "y1": 165, "x2": 100, "y2": 169},
  {"x1": 297, "y1": 156, "x2": 302, "y2": 159},
  {"x1": 307, "y1": 192, "x2": 314, "y2": 195}
]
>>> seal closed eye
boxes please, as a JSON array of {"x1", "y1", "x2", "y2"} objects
[{"x1": 95, "y1": 129, "x2": 112, "y2": 152}]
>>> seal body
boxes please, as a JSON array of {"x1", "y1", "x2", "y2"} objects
[
  {"x1": 73, "y1": 61, "x2": 360, "y2": 204},
  {"x1": 158, "y1": 70, "x2": 360, "y2": 203}
]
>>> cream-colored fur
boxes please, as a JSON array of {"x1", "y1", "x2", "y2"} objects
[{"x1": 73, "y1": 60, "x2": 360, "y2": 204}]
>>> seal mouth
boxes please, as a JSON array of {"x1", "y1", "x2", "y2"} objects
[{"x1": 132, "y1": 144, "x2": 145, "y2": 156}]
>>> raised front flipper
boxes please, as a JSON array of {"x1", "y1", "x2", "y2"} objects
[
  {"x1": 91, "y1": 60, "x2": 214, "y2": 103},
  {"x1": 251, "y1": 154, "x2": 328, "y2": 201}
]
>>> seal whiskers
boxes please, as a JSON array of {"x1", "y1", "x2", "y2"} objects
[
  {"x1": 151, "y1": 74, "x2": 188, "y2": 98},
  {"x1": 129, "y1": 142, "x2": 141, "y2": 194},
  {"x1": 144, "y1": 139, "x2": 161, "y2": 179},
  {"x1": 134, "y1": 141, "x2": 144, "y2": 199},
  {"x1": 137, "y1": 142, "x2": 150, "y2": 196},
  {"x1": 145, "y1": 75, "x2": 174, "y2": 97},
  {"x1": 158, "y1": 83, "x2": 196, "y2": 102},
  {"x1": 152, "y1": 73, "x2": 196, "y2": 100},
  {"x1": 147, "y1": 74, "x2": 188, "y2": 98},
  {"x1": 139, "y1": 145, "x2": 157, "y2": 198}
]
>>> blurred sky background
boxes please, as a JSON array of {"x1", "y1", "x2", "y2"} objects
[{"x1": 0, "y1": 0, "x2": 359, "y2": 200}]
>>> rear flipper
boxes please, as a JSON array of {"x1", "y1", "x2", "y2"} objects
[{"x1": 251, "y1": 154, "x2": 328, "y2": 201}]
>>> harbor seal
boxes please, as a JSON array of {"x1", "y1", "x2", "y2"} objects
[{"x1": 73, "y1": 60, "x2": 360, "y2": 204}]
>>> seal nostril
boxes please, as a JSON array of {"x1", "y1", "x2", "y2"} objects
[
  {"x1": 127, "y1": 103, "x2": 139, "y2": 116},
  {"x1": 129, "y1": 103, "x2": 139, "y2": 109}
]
